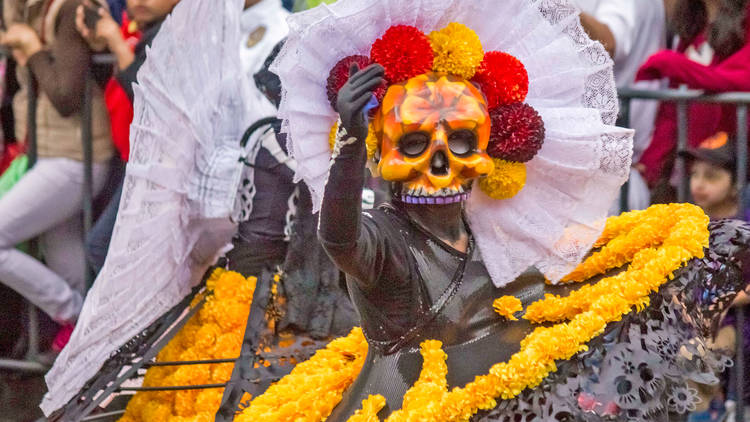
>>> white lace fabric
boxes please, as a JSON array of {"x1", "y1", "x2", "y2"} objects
[
  {"x1": 272, "y1": 0, "x2": 633, "y2": 289},
  {"x1": 41, "y1": 0, "x2": 253, "y2": 414}
]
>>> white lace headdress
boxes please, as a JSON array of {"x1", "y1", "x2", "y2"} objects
[
  {"x1": 273, "y1": 0, "x2": 633, "y2": 288},
  {"x1": 41, "y1": 0, "x2": 254, "y2": 413}
]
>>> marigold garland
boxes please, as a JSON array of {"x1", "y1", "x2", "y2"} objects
[
  {"x1": 493, "y1": 296, "x2": 523, "y2": 321},
  {"x1": 118, "y1": 269, "x2": 256, "y2": 422},
  {"x1": 236, "y1": 327, "x2": 369, "y2": 421},
  {"x1": 236, "y1": 204, "x2": 709, "y2": 422},
  {"x1": 478, "y1": 158, "x2": 527, "y2": 200},
  {"x1": 525, "y1": 204, "x2": 709, "y2": 324},
  {"x1": 428, "y1": 22, "x2": 484, "y2": 79},
  {"x1": 561, "y1": 204, "x2": 684, "y2": 283}
]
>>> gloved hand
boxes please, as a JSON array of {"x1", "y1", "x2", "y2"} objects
[{"x1": 336, "y1": 63, "x2": 385, "y2": 141}]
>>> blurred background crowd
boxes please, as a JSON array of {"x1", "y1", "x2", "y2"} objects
[{"x1": 0, "y1": 0, "x2": 748, "y2": 421}]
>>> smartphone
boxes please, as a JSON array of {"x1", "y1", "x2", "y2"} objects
[{"x1": 83, "y1": 4, "x2": 101, "y2": 30}]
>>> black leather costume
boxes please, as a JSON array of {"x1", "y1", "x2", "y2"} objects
[{"x1": 319, "y1": 122, "x2": 750, "y2": 421}]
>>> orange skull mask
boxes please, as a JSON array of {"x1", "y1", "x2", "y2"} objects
[{"x1": 373, "y1": 72, "x2": 494, "y2": 204}]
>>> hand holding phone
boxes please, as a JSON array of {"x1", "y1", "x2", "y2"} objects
[{"x1": 83, "y1": 4, "x2": 102, "y2": 30}]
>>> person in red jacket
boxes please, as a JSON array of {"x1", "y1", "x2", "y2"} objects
[{"x1": 634, "y1": 0, "x2": 750, "y2": 189}]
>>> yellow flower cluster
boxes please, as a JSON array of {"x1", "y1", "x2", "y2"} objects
[
  {"x1": 562, "y1": 204, "x2": 682, "y2": 282},
  {"x1": 348, "y1": 395, "x2": 387, "y2": 422},
  {"x1": 386, "y1": 340, "x2": 448, "y2": 420},
  {"x1": 525, "y1": 203, "x2": 708, "y2": 324},
  {"x1": 329, "y1": 120, "x2": 378, "y2": 159},
  {"x1": 236, "y1": 327, "x2": 369, "y2": 421},
  {"x1": 493, "y1": 296, "x2": 523, "y2": 321},
  {"x1": 230, "y1": 204, "x2": 709, "y2": 422},
  {"x1": 119, "y1": 269, "x2": 256, "y2": 422},
  {"x1": 429, "y1": 22, "x2": 484, "y2": 79},
  {"x1": 478, "y1": 158, "x2": 527, "y2": 199}
]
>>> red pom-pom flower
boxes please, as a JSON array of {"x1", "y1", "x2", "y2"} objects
[
  {"x1": 472, "y1": 51, "x2": 529, "y2": 110},
  {"x1": 370, "y1": 25, "x2": 434, "y2": 84},
  {"x1": 326, "y1": 55, "x2": 386, "y2": 111},
  {"x1": 488, "y1": 102, "x2": 545, "y2": 163}
]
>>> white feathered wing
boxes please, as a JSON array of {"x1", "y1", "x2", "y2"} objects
[{"x1": 41, "y1": 0, "x2": 251, "y2": 414}]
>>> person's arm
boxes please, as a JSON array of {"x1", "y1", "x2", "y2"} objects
[
  {"x1": 318, "y1": 64, "x2": 388, "y2": 290},
  {"x1": 25, "y1": 0, "x2": 96, "y2": 117},
  {"x1": 579, "y1": 12, "x2": 616, "y2": 58},
  {"x1": 74, "y1": 2, "x2": 134, "y2": 71},
  {"x1": 636, "y1": 43, "x2": 750, "y2": 92}
]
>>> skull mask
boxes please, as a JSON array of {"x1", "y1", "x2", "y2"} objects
[{"x1": 373, "y1": 72, "x2": 494, "y2": 204}]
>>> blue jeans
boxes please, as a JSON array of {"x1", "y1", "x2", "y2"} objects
[{"x1": 85, "y1": 181, "x2": 123, "y2": 274}]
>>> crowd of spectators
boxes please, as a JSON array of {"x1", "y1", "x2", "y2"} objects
[{"x1": 0, "y1": 0, "x2": 748, "y2": 420}]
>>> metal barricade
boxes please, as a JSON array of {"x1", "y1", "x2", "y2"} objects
[
  {"x1": 0, "y1": 53, "x2": 115, "y2": 373},
  {"x1": 619, "y1": 87, "x2": 750, "y2": 422},
  {"x1": 0, "y1": 70, "x2": 48, "y2": 374}
]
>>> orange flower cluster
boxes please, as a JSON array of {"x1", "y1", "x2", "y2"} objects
[
  {"x1": 118, "y1": 269, "x2": 256, "y2": 422},
  {"x1": 525, "y1": 203, "x2": 708, "y2": 324},
  {"x1": 492, "y1": 295, "x2": 523, "y2": 321},
  {"x1": 236, "y1": 327, "x2": 369, "y2": 421}
]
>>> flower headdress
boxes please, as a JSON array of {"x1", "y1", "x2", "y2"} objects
[
  {"x1": 324, "y1": 22, "x2": 546, "y2": 200},
  {"x1": 272, "y1": 0, "x2": 634, "y2": 287}
]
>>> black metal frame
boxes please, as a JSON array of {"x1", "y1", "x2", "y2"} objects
[{"x1": 48, "y1": 284, "x2": 211, "y2": 421}]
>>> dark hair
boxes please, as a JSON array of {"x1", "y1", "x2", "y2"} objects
[{"x1": 671, "y1": 0, "x2": 748, "y2": 58}]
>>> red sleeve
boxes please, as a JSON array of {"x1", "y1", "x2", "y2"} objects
[
  {"x1": 665, "y1": 43, "x2": 750, "y2": 91},
  {"x1": 637, "y1": 42, "x2": 750, "y2": 92}
]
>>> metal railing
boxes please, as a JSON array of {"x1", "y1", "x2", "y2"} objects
[
  {"x1": 0, "y1": 55, "x2": 115, "y2": 373},
  {"x1": 619, "y1": 87, "x2": 749, "y2": 422},
  {"x1": 0, "y1": 70, "x2": 49, "y2": 374}
]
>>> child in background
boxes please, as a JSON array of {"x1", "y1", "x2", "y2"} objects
[
  {"x1": 683, "y1": 131, "x2": 750, "y2": 422},
  {"x1": 75, "y1": 0, "x2": 179, "y2": 273}
]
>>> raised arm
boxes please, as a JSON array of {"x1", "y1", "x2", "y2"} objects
[
  {"x1": 636, "y1": 44, "x2": 750, "y2": 92},
  {"x1": 318, "y1": 64, "x2": 390, "y2": 290}
]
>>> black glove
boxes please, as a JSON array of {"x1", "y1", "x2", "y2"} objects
[{"x1": 335, "y1": 63, "x2": 385, "y2": 142}]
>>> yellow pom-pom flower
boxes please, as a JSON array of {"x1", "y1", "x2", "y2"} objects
[
  {"x1": 493, "y1": 296, "x2": 523, "y2": 321},
  {"x1": 429, "y1": 22, "x2": 484, "y2": 79},
  {"x1": 479, "y1": 158, "x2": 527, "y2": 200},
  {"x1": 329, "y1": 121, "x2": 378, "y2": 159}
]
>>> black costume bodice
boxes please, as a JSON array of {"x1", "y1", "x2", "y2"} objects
[{"x1": 327, "y1": 204, "x2": 580, "y2": 420}]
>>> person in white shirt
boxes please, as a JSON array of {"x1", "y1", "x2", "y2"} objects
[{"x1": 574, "y1": 0, "x2": 672, "y2": 212}]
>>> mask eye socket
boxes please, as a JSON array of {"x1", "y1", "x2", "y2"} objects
[
  {"x1": 448, "y1": 129, "x2": 477, "y2": 156},
  {"x1": 399, "y1": 132, "x2": 430, "y2": 157}
]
